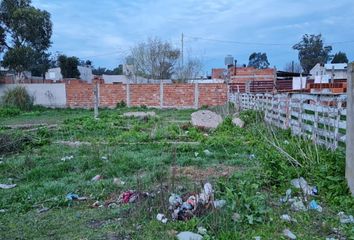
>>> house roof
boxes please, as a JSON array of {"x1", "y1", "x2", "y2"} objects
[{"x1": 324, "y1": 63, "x2": 347, "y2": 70}]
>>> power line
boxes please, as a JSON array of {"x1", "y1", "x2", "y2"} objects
[{"x1": 184, "y1": 35, "x2": 354, "y2": 47}]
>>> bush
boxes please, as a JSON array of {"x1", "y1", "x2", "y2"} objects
[
  {"x1": 0, "y1": 107, "x2": 21, "y2": 117},
  {"x1": 116, "y1": 100, "x2": 126, "y2": 108},
  {"x1": 2, "y1": 86, "x2": 34, "y2": 110}
]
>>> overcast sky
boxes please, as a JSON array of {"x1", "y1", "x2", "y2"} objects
[{"x1": 32, "y1": 0, "x2": 354, "y2": 74}]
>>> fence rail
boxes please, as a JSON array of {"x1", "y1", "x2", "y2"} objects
[{"x1": 229, "y1": 92, "x2": 347, "y2": 149}]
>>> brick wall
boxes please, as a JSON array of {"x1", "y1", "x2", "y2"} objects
[
  {"x1": 99, "y1": 84, "x2": 126, "y2": 108},
  {"x1": 65, "y1": 81, "x2": 228, "y2": 109},
  {"x1": 163, "y1": 84, "x2": 195, "y2": 108},
  {"x1": 199, "y1": 84, "x2": 228, "y2": 107},
  {"x1": 130, "y1": 84, "x2": 160, "y2": 107},
  {"x1": 66, "y1": 80, "x2": 94, "y2": 108}
]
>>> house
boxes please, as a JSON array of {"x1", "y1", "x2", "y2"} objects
[
  {"x1": 309, "y1": 63, "x2": 347, "y2": 83},
  {"x1": 45, "y1": 66, "x2": 93, "y2": 83}
]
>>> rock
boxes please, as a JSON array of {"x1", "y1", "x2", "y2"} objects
[
  {"x1": 123, "y1": 112, "x2": 156, "y2": 118},
  {"x1": 191, "y1": 110, "x2": 222, "y2": 129},
  {"x1": 232, "y1": 117, "x2": 245, "y2": 128},
  {"x1": 177, "y1": 231, "x2": 203, "y2": 240}
]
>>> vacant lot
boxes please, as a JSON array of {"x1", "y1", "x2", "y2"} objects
[{"x1": 0, "y1": 107, "x2": 353, "y2": 239}]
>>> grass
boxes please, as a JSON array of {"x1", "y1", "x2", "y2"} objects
[{"x1": 0, "y1": 106, "x2": 353, "y2": 239}]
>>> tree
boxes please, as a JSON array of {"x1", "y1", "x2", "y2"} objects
[
  {"x1": 130, "y1": 37, "x2": 180, "y2": 79},
  {"x1": 248, "y1": 52, "x2": 270, "y2": 69},
  {"x1": 284, "y1": 61, "x2": 303, "y2": 73},
  {"x1": 293, "y1": 34, "x2": 332, "y2": 73},
  {"x1": 58, "y1": 55, "x2": 80, "y2": 79},
  {"x1": 0, "y1": 0, "x2": 52, "y2": 80},
  {"x1": 174, "y1": 58, "x2": 203, "y2": 82},
  {"x1": 331, "y1": 51, "x2": 348, "y2": 64},
  {"x1": 30, "y1": 51, "x2": 51, "y2": 79},
  {"x1": 92, "y1": 65, "x2": 123, "y2": 75}
]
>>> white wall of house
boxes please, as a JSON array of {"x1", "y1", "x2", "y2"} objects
[
  {"x1": 45, "y1": 66, "x2": 93, "y2": 83},
  {"x1": 310, "y1": 63, "x2": 348, "y2": 81},
  {"x1": 0, "y1": 84, "x2": 66, "y2": 107}
]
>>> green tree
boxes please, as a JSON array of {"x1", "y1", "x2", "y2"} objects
[
  {"x1": 0, "y1": 0, "x2": 52, "y2": 79},
  {"x1": 58, "y1": 55, "x2": 80, "y2": 79},
  {"x1": 248, "y1": 52, "x2": 270, "y2": 69},
  {"x1": 331, "y1": 51, "x2": 348, "y2": 64},
  {"x1": 293, "y1": 34, "x2": 332, "y2": 73}
]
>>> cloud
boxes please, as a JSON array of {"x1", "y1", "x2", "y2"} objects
[{"x1": 32, "y1": 0, "x2": 354, "y2": 70}]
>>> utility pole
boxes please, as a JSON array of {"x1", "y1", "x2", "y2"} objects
[
  {"x1": 181, "y1": 33, "x2": 184, "y2": 67},
  {"x1": 346, "y1": 62, "x2": 354, "y2": 195}
]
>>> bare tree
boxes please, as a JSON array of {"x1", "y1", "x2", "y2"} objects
[
  {"x1": 174, "y1": 58, "x2": 203, "y2": 82},
  {"x1": 284, "y1": 61, "x2": 303, "y2": 73},
  {"x1": 130, "y1": 37, "x2": 180, "y2": 79}
]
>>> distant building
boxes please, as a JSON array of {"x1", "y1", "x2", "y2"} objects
[
  {"x1": 309, "y1": 63, "x2": 347, "y2": 83},
  {"x1": 45, "y1": 66, "x2": 93, "y2": 83}
]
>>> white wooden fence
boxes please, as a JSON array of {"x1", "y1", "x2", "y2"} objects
[{"x1": 229, "y1": 93, "x2": 347, "y2": 149}]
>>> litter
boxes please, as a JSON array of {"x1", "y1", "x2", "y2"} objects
[
  {"x1": 92, "y1": 201, "x2": 103, "y2": 208},
  {"x1": 197, "y1": 226, "x2": 207, "y2": 235},
  {"x1": 176, "y1": 231, "x2": 203, "y2": 240},
  {"x1": 101, "y1": 156, "x2": 108, "y2": 160},
  {"x1": 308, "y1": 200, "x2": 322, "y2": 212},
  {"x1": 203, "y1": 149, "x2": 212, "y2": 156},
  {"x1": 280, "y1": 189, "x2": 292, "y2": 203},
  {"x1": 91, "y1": 175, "x2": 102, "y2": 181},
  {"x1": 0, "y1": 184, "x2": 16, "y2": 189},
  {"x1": 249, "y1": 154, "x2": 256, "y2": 160},
  {"x1": 194, "y1": 152, "x2": 199, "y2": 157},
  {"x1": 283, "y1": 229, "x2": 296, "y2": 239},
  {"x1": 232, "y1": 213, "x2": 241, "y2": 222},
  {"x1": 290, "y1": 177, "x2": 317, "y2": 196},
  {"x1": 213, "y1": 200, "x2": 226, "y2": 209},
  {"x1": 0, "y1": 209, "x2": 6, "y2": 213},
  {"x1": 113, "y1": 178, "x2": 125, "y2": 186},
  {"x1": 169, "y1": 193, "x2": 183, "y2": 208},
  {"x1": 169, "y1": 182, "x2": 222, "y2": 221},
  {"x1": 254, "y1": 237, "x2": 261, "y2": 240},
  {"x1": 280, "y1": 214, "x2": 297, "y2": 223},
  {"x1": 66, "y1": 193, "x2": 88, "y2": 201},
  {"x1": 291, "y1": 199, "x2": 307, "y2": 212},
  {"x1": 37, "y1": 207, "x2": 49, "y2": 213},
  {"x1": 338, "y1": 212, "x2": 354, "y2": 224},
  {"x1": 61, "y1": 155, "x2": 74, "y2": 161},
  {"x1": 118, "y1": 190, "x2": 149, "y2": 204},
  {"x1": 156, "y1": 213, "x2": 168, "y2": 224}
]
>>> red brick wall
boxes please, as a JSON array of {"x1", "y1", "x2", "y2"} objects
[
  {"x1": 163, "y1": 84, "x2": 195, "y2": 107},
  {"x1": 130, "y1": 84, "x2": 160, "y2": 107},
  {"x1": 66, "y1": 80, "x2": 94, "y2": 108},
  {"x1": 99, "y1": 84, "x2": 126, "y2": 108},
  {"x1": 65, "y1": 82, "x2": 228, "y2": 109},
  {"x1": 199, "y1": 84, "x2": 228, "y2": 107}
]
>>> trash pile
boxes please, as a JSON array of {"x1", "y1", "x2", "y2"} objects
[
  {"x1": 167, "y1": 182, "x2": 225, "y2": 221},
  {"x1": 280, "y1": 177, "x2": 320, "y2": 212},
  {"x1": 101, "y1": 190, "x2": 150, "y2": 208}
]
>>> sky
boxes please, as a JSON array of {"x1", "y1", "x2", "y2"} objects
[{"x1": 32, "y1": 0, "x2": 354, "y2": 74}]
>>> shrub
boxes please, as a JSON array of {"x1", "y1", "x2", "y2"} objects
[
  {"x1": 0, "y1": 107, "x2": 21, "y2": 117},
  {"x1": 2, "y1": 86, "x2": 34, "y2": 110},
  {"x1": 116, "y1": 100, "x2": 126, "y2": 108}
]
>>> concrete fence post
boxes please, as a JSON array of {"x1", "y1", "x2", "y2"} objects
[
  {"x1": 93, "y1": 83, "x2": 99, "y2": 119},
  {"x1": 126, "y1": 81, "x2": 131, "y2": 107},
  {"x1": 160, "y1": 81, "x2": 164, "y2": 109},
  {"x1": 194, "y1": 82, "x2": 199, "y2": 109},
  {"x1": 346, "y1": 62, "x2": 354, "y2": 195}
]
